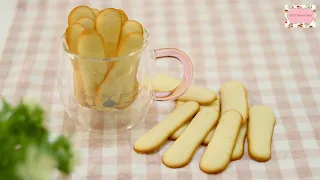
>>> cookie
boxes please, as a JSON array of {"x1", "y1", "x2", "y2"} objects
[
  {"x1": 65, "y1": 23, "x2": 87, "y2": 107},
  {"x1": 202, "y1": 129, "x2": 214, "y2": 146},
  {"x1": 248, "y1": 105, "x2": 276, "y2": 162},
  {"x1": 170, "y1": 99, "x2": 220, "y2": 142},
  {"x1": 117, "y1": 9, "x2": 128, "y2": 24},
  {"x1": 162, "y1": 108, "x2": 220, "y2": 168},
  {"x1": 75, "y1": 17, "x2": 95, "y2": 30},
  {"x1": 204, "y1": 124, "x2": 247, "y2": 158},
  {"x1": 77, "y1": 30, "x2": 107, "y2": 106},
  {"x1": 175, "y1": 100, "x2": 185, "y2": 109},
  {"x1": 175, "y1": 97, "x2": 220, "y2": 112},
  {"x1": 231, "y1": 123, "x2": 247, "y2": 161},
  {"x1": 141, "y1": 73, "x2": 217, "y2": 105},
  {"x1": 94, "y1": 32, "x2": 144, "y2": 111},
  {"x1": 170, "y1": 121, "x2": 215, "y2": 146},
  {"x1": 200, "y1": 110, "x2": 242, "y2": 174},
  {"x1": 133, "y1": 101, "x2": 200, "y2": 153},
  {"x1": 170, "y1": 123, "x2": 215, "y2": 146},
  {"x1": 220, "y1": 81, "x2": 248, "y2": 124},
  {"x1": 95, "y1": 8, "x2": 122, "y2": 57},
  {"x1": 201, "y1": 96, "x2": 220, "y2": 112},
  {"x1": 116, "y1": 21, "x2": 144, "y2": 109},
  {"x1": 68, "y1": 6, "x2": 95, "y2": 25},
  {"x1": 169, "y1": 123, "x2": 188, "y2": 140},
  {"x1": 91, "y1": 8, "x2": 100, "y2": 16}
]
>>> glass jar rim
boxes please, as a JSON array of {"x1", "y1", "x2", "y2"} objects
[{"x1": 61, "y1": 29, "x2": 149, "y2": 62}]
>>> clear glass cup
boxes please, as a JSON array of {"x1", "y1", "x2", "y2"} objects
[{"x1": 57, "y1": 30, "x2": 193, "y2": 131}]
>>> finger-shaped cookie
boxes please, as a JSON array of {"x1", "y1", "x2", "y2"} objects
[
  {"x1": 116, "y1": 21, "x2": 144, "y2": 109},
  {"x1": 170, "y1": 122, "x2": 215, "y2": 145},
  {"x1": 94, "y1": 32, "x2": 144, "y2": 111},
  {"x1": 200, "y1": 110, "x2": 242, "y2": 174},
  {"x1": 201, "y1": 96, "x2": 220, "y2": 112},
  {"x1": 170, "y1": 98, "x2": 220, "y2": 141},
  {"x1": 68, "y1": 6, "x2": 95, "y2": 25},
  {"x1": 91, "y1": 8, "x2": 100, "y2": 16},
  {"x1": 220, "y1": 81, "x2": 248, "y2": 124},
  {"x1": 248, "y1": 105, "x2": 276, "y2": 162},
  {"x1": 175, "y1": 100, "x2": 185, "y2": 109},
  {"x1": 170, "y1": 125, "x2": 214, "y2": 146},
  {"x1": 171, "y1": 117, "x2": 247, "y2": 157},
  {"x1": 65, "y1": 23, "x2": 87, "y2": 106},
  {"x1": 117, "y1": 9, "x2": 128, "y2": 25},
  {"x1": 202, "y1": 129, "x2": 214, "y2": 146},
  {"x1": 173, "y1": 101, "x2": 249, "y2": 160},
  {"x1": 95, "y1": 8, "x2": 122, "y2": 57},
  {"x1": 120, "y1": 20, "x2": 143, "y2": 40},
  {"x1": 134, "y1": 101, "x2": 200, "y2": 153},
  {"x1": 75, "y1": 17, "x2": 95, "y2": 30},
  {"x1": 72, "y1": 69, "x2": 87, "y2": 107},
  {"x1": 175, "y1": 97, "x2": 220, "y2": 112},
  {"x1": 77, "y1": 30, "x2": 106, "y2": 106},
  {"x1": 163, "y1": 108, "x2": 219, "y2": 168},
  {"x1": 231, "y1": 123, "x2": 247, "y2": 161},
  {"x1": 65, "y1": 23, "x2": 86, "y2": 53},
  {"x1": 141, "y1": 73, "x2": 217, "y2": 105},
  {"x1": 118, "y1": 9, "x2": 128, "y2": 22},
  {"x1": 169, "y1": 122, "x2": 188, "y2": 140},
  {"x1": 205, "y1": 124, "x2": 248, "y2": 157}
]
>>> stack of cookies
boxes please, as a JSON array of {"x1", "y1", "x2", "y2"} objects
[
  {"x1": 65, "y1": 6, "x2": 145, "y2": 112},
  {"x1": 134, "y1": 73, "x2": 276, "y2": 174}
]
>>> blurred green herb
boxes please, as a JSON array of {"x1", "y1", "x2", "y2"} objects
[{"x1": 0, "y1": 99, "x2": 75, "y2": 180}]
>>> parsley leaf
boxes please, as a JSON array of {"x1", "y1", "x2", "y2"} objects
[{"x1": 0, "y1": 99, "x2": 76, "y2": 180}]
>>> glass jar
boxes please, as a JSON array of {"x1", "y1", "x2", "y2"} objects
[{"x1": 57, "y1": 30, "x2": 193, "y2": 131}]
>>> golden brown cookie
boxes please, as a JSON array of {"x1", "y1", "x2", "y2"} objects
[
  {"x1": 248, "y1": 105, "x2": 276, "y2": 162},
  {"x1": 133, "y1": 101, "x2": 200, "y2": 153},
  {"x1": 162, "y1": 108, "x2": 219, "y2": 168},
  {"x1": 220, "y1": 81, "x2": 248, "y2": 124},
  {"x1": 200, "y1": 110, "x2": 242, "y2": 174}
]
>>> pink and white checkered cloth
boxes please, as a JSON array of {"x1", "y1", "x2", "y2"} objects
[{"x1": 0, "y1": 0, "x2": 320, "y2": 179}]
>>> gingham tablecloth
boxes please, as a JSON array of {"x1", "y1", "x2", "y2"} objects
[{"x1": 0, "y1": 0, "x2": 320, "y2": 179}]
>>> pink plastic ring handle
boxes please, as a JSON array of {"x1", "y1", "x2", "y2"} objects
[{"x1": 153, "y1": 48, "x2": 193, "y2": 101}]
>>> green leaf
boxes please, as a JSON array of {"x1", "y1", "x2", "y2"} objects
[{"x1": 0, "y1": 98, "x2": 76, "y2": 180}]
